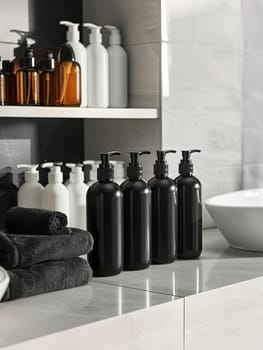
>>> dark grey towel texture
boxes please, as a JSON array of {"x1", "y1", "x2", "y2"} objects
[
  {"x1": 3, "y1": 257, "x2": 92, "y2": 301},
  {"x1": 5, "y1": 207, "x2": 68, "y2": 236},
  {"x1": 0, "y1": 228, "x2": 94, "y2": 269}
]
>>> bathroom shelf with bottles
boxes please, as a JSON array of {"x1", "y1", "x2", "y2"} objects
[{"x1": 0, "y1": 106, "x2": 157, "y2": 119}]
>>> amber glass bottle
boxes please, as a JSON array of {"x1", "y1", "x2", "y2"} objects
[
  {"x1": 16, "y1": 49, "x2": 40, "y2": 105},
  {"x1": 57, "y1": 44, "x2": 81, "y2": 106},
  {"x1": 0, "y1": 59, "x2": 16, "y2": 105},
  {"x1": 40, "y1": 51, "x2": 57, "y2": 106}
]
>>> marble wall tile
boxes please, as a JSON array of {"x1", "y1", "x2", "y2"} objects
[
  {"x1": 163, "y1": 0, "x2": 242, "y2": 50},
  {"x1": 83, "y1": 0, "x2": 160, "y2": 46},
  {"x1": 243, "y1": 163, "x2": 263, "y2": 189},
  {"x1": 0, "y1": 140, "x2": 30, "y2": 169},
  {"x1": 161, "y1": 42, "x2": 242, "y2": 113},
  {"x1": 4, "y1": 299, "x2": 184, "y2": 350},
  {"x1": 243, "y1": 0, "x2": 263, "y2": 52},
  {"x1": 185, "y1": 277, "x2": 263, "y2": 350}
]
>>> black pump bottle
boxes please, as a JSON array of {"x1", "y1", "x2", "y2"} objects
[
  {"x1": 175, "y1": 150, "x2": 202, "y2": 259},
  {"x1": 121, "y1": 151, "x2": 151, "y2": 270},
  {"x1": 148, "y1": 150, "x2": 177, "y2": 264},
  {"x1": 86, "y1": 151, "x2": 123, "y2": 276}
]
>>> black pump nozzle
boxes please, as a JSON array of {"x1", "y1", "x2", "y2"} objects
[
  {"x1": 40, "y1": 50, "x2": 55, "y2": 70},
  {"x1": 154, "y1": 150, "x2": 176, "y2": 177},
  {"x1": 20, "y1": 48, "x2": 36, "y2": 69},
  {"x1": 127, "y1": 151, "x2": 151, "y2": 179},
  {"x1": 98, "y1": 151, "x2": 121, "y2": 181},
  {"x1": 179, "y1": 149, "x2": 201, "y2": 176}
]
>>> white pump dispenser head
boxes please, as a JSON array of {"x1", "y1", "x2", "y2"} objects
[
  {"x1": 105, "y1": 25, "x2": 121, "y2": 45},
  {"x1": 60, "y1": 21, "x2": 80, "y2": 42},
  {"x1": 17, "y1": 164, "x2": 39, "y2": 182},
  {"x1": 65, "y1": 163, "x2": 84, "y2": 183},
  {"x1": 83, "y1": 23, "x2": 102, "y2": 44},
  {"x1": 41, "y1": 162, "x2": 63, "y2": 184}
]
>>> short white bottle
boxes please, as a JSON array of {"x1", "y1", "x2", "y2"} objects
[
  {"x1": 105, "y1": 25, "x2": 128, "y2": 108},
  {"x1": 17, "y1": 164, "x2": 44, "y2": 209},
  {"x1": 41, "y1": 163, "x2": 70, "y2": 223},
  {"x1": 59, "y1": 21, "x2": 88, "y2": 108},
  {"x1": 65, "y1": 163, "x2": 88, "y2": 230},
  {"x1": 83, "y1": 23, "x2": 109, "y2": 108}
]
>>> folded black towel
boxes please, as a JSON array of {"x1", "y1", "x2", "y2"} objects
[
  {"x1": 0, "y1": 228, "x2": 94, "y2": 269},
  {"x1": 5, "y1": 207, "x2": 68, "y2": 235},
  {"x1": 2, "y1": 257, "x2": 92, "y2": 301}
]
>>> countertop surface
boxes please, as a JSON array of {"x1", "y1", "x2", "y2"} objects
[{"x1": 1, "y1": 228, "x2": 263, "y2": 347}]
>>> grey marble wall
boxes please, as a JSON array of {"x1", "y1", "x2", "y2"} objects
[{"x1": 243, "y1": 0, "x2": 263, "y2": 189}]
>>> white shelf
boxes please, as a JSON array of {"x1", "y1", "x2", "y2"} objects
[{"x1": 0, "y1": 106, "x2": 157, "y2": 119}]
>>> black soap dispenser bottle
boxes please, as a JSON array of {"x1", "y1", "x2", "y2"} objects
[
  {"x1": 148, "y1": 150, "x2": 177, "y2": 264},
  {"x1": 86, "y1": 151, "x2": 123, "y2": 276},
  {"x1": 121, "y1": 151, "x2": 151, "y2": 270},
  {"x1": 175, "y1": 150, "x2": 202, "y2": 259}
]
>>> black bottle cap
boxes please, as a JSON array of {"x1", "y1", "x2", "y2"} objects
[
  {"x1": 2, "y1": 60, "x2": 12, "y2": 72},
  {"x1": 179, "y1": 149, "x2": 201, "y2": 176},
  {"x1": 40, "y1": 51, "x2": 55, "y2": 70},
  {"x1": 127, "y1": 151, "x2": 151, "y2": 179},
  {"x1": 20, "y1": 48, "x2": 36, "y2": 69},
  {"x1": 98, "y1": 151, "x2": 121, "y2": 181},
  {"x1": 154, "y1": 150, "x2": 176, "y2": 177}
]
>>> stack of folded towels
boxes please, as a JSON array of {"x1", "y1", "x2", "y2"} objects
[{"x1": 0, "y1": 207, "x2": 94, "y2": 301}]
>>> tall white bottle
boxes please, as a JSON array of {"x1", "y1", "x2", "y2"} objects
[
  {"x1": 41, "y1": 163, "x2": 70, "y2": 223},
  {"x1": 65, "y1": 163, "x2": 88, "y2": 230},
  {"x1": 83, "y1": 23, "x2": 109, "y2": 108},
  {"x1": 17, "y1": 164, "x2": 44, "y2": 209},
  {"x1": 59, "y1": 21, "x2": 87, "y2": 108},
  {"x1": 105, "y1": 25, "x2": 128, "y2": 108}
]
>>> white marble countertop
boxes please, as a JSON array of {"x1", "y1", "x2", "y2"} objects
[{"x1": 1, "y1": 228, "x2": 263, "y2": 348}]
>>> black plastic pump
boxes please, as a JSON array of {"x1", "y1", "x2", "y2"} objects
[
  {"x1": 127, "y1": 151, "x2": 151, "y2": 179},
  {"x1": 40, "y1": 50, "x2": 55, "y2": 70},
  {"x1": 154, "y1": 150, "x2": 176, "y2": 177},
  {"x1": 179, "y1": 149, "x2": 201, "y2": 176},
  {"x1": 21, "y1": 48, "x2": 36, "y2": 69},
  {"x1": 98, "y1": 151, "x2": 121, "y2": 181}
]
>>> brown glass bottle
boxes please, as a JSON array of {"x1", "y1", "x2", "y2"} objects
[
  {"x1": 57, "y1": 44, "x2": 81, "y2": 106},
  {"x1": 40, "y1": 51, "x2": 57, "y2": 106},
  {"x1": 16, "y1": 48, "x2": 40, "y2": 105},
  {"x1": 0, "y1": 59, "x2": 16, "y2": 105}
]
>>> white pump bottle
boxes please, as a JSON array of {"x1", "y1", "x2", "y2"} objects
[
  {"x1": 59, "y1": 21, "x2": 87, "y2": 108},
  {"x1": 41, "y1": 163, "x2": 70, "y2": 222},
  {"x1": 105, "y1": 25, "x2": 128, "y2": 108},
  {"x1": 17, "y1": 164, "x2": 44, "y2": 209},
  {"x1": 65, "y1": 163, "x2": 88, "y2": 230},
  {"x1": 83, "y1": 23, "x2": 109, "y2": 108}
]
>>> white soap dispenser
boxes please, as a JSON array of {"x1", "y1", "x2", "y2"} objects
[
  {"x1": 105, "y1": 25, "x2": 128, "y2": 108},
  {"x1": 83, "y1": 23, "x2": 109, "y2": 108},
  {"x1": 17, "y1": 164, "x2": 44, "y2": 209},
  {"x1": 65, "y1": 163, "x2": 88, "y2": 230},
  {"x1": 59, "y1": 21, "x2": 87, "y2": 108},
  {"x1": 41, "y1": 162, "x2": 70, "y2": 222}
]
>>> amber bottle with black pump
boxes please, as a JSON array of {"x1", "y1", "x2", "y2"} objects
[
  {"x1": 0, "y1": 59, "x2": 16, "y2": 105},
  {"x1": 121, "y1": 151, "x2": 151, "y2": 270},
  {"x1": 86, "y1": 152, "x2": 123, "y2": 276},
  {"x1": 148, "y1": 150, "x2": 177, "y2": 264},
  {"x1": 40, "y1": 51, "x2": 57, "y2": 106},
  {"x1": 16, "y1": 48, "x2": 40, "y2": 105},
  {"x1": 175, "y1": 150, "x2": 202, "y2": 259}
]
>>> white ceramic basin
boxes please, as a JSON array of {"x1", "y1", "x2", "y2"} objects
[
  {"x1": 0, "y1": 267, "x2": 9, "y2": 301},
  {"x1": 205, "y1": 188, "x2": 263, "y2": 252}
]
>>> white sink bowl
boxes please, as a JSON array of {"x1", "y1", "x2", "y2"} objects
[
  {"x1": 205, "y1": 188, "x2": 263, "y2": 252},
  {"x1": 0, "y1": 267, "x2": 9, "y2": 301}
]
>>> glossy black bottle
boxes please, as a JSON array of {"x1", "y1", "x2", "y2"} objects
[
  {"x1": 87, "y1": 152, "x2": 123, "y2": 276},
  {"x1": 175, "y1": 150, "x2": 202, "y2": 259},
  {"x1": 121, "y1": 151, "x2": 151, "y2": 270},
  {"x1": 148, "y1": 150, "x2": 177, "y2": 264}
]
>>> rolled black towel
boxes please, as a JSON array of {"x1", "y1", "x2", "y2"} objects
[
  {"x1": 0, "y1": 228, "x2": 94, "y2": 269},
  {"x1": 5, "y1": 207, "x2": 68, "y2": 235},
  {"x1": 2, "y1": 257, "x2": 93, "y2": 301}
]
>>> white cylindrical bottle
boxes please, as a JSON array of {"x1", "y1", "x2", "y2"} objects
[
  {"x1": 105, "y1": 25, "x2": 128, "y2": 108},
  {"x1": 41, "y1": 163, "x2": 70, "y2": 223},
  {"x1": 83, "y1": 23, "x2": 109, "y2": 108},
  {"x1": 17, "y1": 164, "x2": 44, "y2": 209},
  {"x1": 59, "y1": 21, "x2": 87, "y2": 108},
  {"x1": 65, "y1": 163, "x2": 88, "y2": 230}
]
